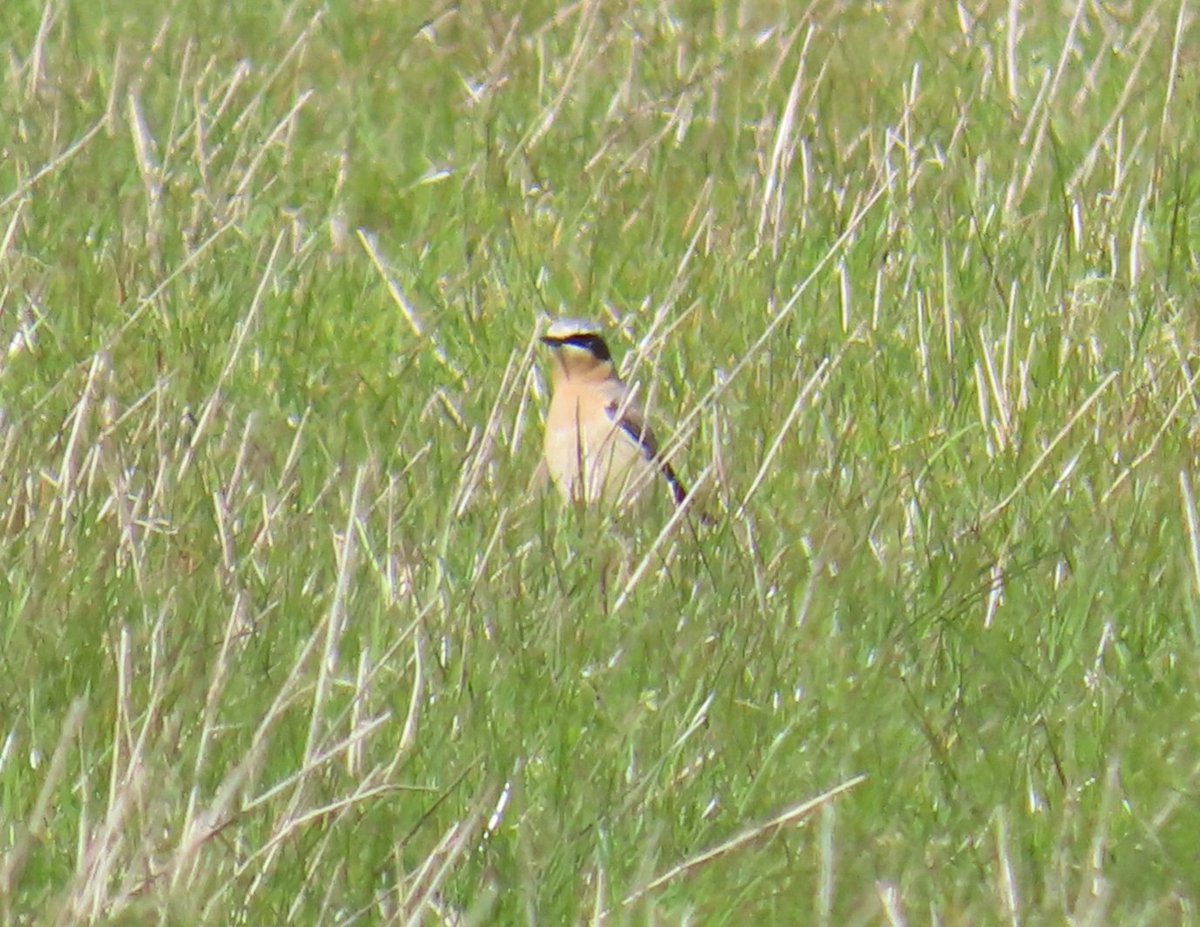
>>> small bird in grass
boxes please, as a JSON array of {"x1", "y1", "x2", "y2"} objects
[{"x1": 538, "y1": 317, "x2": 700, "y2": 514}]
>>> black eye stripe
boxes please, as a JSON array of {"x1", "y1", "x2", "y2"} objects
[{"x1": 560, "y1": 333, "x2": 611, "y2": 362}]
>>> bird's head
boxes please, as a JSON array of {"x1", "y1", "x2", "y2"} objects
[{"x1": 539, "y1": 318, "x2": 615, "y2": 380}]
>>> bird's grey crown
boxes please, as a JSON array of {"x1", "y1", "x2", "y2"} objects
[{"x1": 543, "y1": 317, "x2": 603, "y2": 341}]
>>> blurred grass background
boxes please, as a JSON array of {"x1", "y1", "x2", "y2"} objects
[{"x1": 2, "y1": 0, "x2": 1199, "y2": 923}]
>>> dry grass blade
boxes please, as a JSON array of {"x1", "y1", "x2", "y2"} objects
[
  {"x1": 982, "y1": 371, "x2": 1118, "y2": 524},
  {"x1": 357, "y1": 231, "x2": 466, "y2": 389},
  {"x1": 756, "y1": 24, "x2": 816, "y2": 256},
  {"x1": 1180, "y1": 471, "x2": 1200, "y2": 601},
  {"x1": 0, "y1": 119, "x2": 106, "y2": 212},
  {"x1": 1102, "y1": 362, "x2": 1197, "y2": 503},
  {"x1": 0, "y1": 699, "x2": 88, "y2": 911},
  {"x1": 452, "y1": 339, "x2": 536, "y2": 517},
  {"x1": 86, "y1": 213, "x2": 242, "y2": 378},
  {"x1": 878, "y1": 881, "x2": 908, "y2": 927},
  {"x1": 395, "y1": 787, "x2": 498, "y2": 927},
  {"x1": 177, "y1": 230, "x2": 285, "y2": 482},
  {"x1": 738, "y1": 353, "x2": 833, "y2": 513},
  {"x1": 994, "y1": 810, "x2": 1020, "y2": 926},
  {"x1": 1066, "y1": 8, "x2": 1160, "y2": 196},
  {"x1": 655, "y1": 177, "x2": 891, "y2": 475},
  {"x1": 304, "y1": 464, "x2": 367, "y2": 765},
  {"x1": 356, "y1": 230, "x2": 424, "y2": 338},
  {"x1": 516, "y1": 0, "x2": 602, "y2": 156},
  {"x1": 1004, "y1": 0, "x2": 1086, "y2": 212},
  {"x1": 610, "y1": 463, "x2": 713, "y2": 616},
  {"x1": 622, "y1": 774, "x2": 866, "y2": 906}
]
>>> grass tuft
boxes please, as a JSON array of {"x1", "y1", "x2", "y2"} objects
[{"x1": 2, "y1": 1, "x2": 1200, "y2": 923}]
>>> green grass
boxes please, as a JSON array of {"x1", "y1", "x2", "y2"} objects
[{"x1": 2, "y1": 0, "x2": 1199, "y2": 923}]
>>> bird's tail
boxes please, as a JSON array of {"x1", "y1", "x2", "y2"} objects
[
  {"x1": 660, "y1": 462, "x2": 688, "y2": 506},
  {"x1": 660, "y1": 463, "x2": 715, "y2": 525}
]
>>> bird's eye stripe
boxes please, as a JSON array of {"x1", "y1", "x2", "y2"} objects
[{"x1": 559, "y1": 334, "x2": 611, "y2": 361}]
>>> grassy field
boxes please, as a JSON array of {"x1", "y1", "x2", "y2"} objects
[{"x1": 2, "y1": 0, "x2": 1199, "y2": 923}]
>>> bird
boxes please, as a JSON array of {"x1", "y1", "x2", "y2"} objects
[{"x1": 538, "y1": 317, "x2": 696, "y2": 512}]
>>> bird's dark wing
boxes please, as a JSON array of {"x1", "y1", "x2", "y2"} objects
[{"x1": 606, "y1": 400, "x2": 689, "y2": 506}]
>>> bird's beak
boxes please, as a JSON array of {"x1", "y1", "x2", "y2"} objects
[{"x1": 539, "y1": 335, "x2": 558, "y2": 347}]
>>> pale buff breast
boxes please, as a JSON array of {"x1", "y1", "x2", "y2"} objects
[{"x1": 543, "y1": 412, "x2": 654, "y2": 505}]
